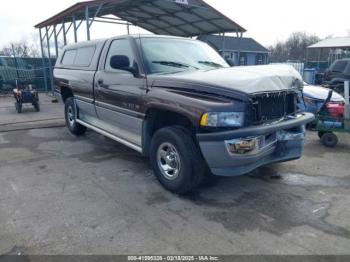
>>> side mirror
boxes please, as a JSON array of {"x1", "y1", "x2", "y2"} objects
[{"x1": 110, "y1": 55, "x2": 138, "y2": 76}]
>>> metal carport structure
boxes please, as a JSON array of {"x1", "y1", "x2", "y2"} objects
[
  {"x1": 307, "y1": 37, "x2": 350, "y2": 67},
  {"x1": 34, "y1": 0, "x2": 246, "y2": 91}
]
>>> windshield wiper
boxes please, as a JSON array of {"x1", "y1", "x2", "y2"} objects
[
  {"x1": 152, "y1": 61, "x2": 199, "y2": 69},
  {"x1": 198, "y1": 61, "x2": 224, "y2": 68}
]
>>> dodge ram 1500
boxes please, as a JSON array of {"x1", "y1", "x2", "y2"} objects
[{"x1": 54, "y1": 35, "x2": 314, "y2": 193}]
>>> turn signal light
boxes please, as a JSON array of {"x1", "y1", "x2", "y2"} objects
[{"x1": 226, "y1": 138, "x2": 258, "y2": 155}]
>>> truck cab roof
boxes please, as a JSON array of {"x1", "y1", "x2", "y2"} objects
[{"x1": 62, "y1": 35, "x2": 188, "y2": 49}]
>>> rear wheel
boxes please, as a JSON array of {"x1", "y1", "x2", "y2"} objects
[
  {"x1": 65, "y1": 97, "x2": 86, "y2": 136},
  {"x1": 33, "y1": 102, "x2": 40, "y2": 112},
  {"x1": 150, "y1": 126, "x2": 209, "y2": 194},
  {"x1": 321, "y1": 132, "x2": 338, "y2": 148}
]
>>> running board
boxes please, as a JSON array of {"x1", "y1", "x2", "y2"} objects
[{"x1": 76, "y1": 119, "x2": 143, "y2": 153}]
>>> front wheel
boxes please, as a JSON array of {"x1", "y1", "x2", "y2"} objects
[
  {"x1": 150, "y1": 126, "x2": 209, "y2": 194},
  {"x1": 318, "y1": 131, "x2": 326, "y2": 139},
  {"x1": 64, "y1": 97, "x2": 86, "y2": 136},
  {"x1": 321, "y1": 132, "x2": 338, "y2": 148},
  {"x1": 15, "y1": 102, "x2": 22, "y2": 113}
]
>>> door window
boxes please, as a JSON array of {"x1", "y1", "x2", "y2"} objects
[
  {"x1": 332, "y1": 60, "x2": 347, "y2": 73},
  {"x1": 346, "y1": 62, "x2": 350, "y2": 75},
  {"x1": 105, "y1": 39, "x2": 135, "y2": 71}
]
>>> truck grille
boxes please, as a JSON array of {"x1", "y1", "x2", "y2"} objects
[{"x1": 250, "y1": 91, "x2": 296, "y2": 124}]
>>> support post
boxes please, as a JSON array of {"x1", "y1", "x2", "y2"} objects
[
  {"x1": 237, "y1": 32, "x2": 243, "y2": 66},
  {"x1": 11, "y1": 44, "x2": 20, "y2": 82},
  {"x1": 221, "y1": 32, "x2": 225, "y2": 58},
  {"x1": 345, "y1": 81, "x2": 349, "y2": 106},
  {"x1": 317, "y1": 48, "x2": 322, "y2": 69},
  {"x1": 85, "y1": 4, "x2": 103, "y2": 40},
  {"x1": 62, "y1": 22, "x2": 67, "y2": 46},
  {"x1": 45, "y1": 26, "x2": 54, "y2": 93},
  {"x1": 73, "y1": 16, "x2": 78, "y2": 43},
  {"x1": 39, "y1": 28, "x2": 48, "y2": 92},
  {"x1": 85, "y1": 6, "x2": 90, "y2": 40},
  {"x1": 54, "y1": 25, "x2": 59, "y2": 58}
]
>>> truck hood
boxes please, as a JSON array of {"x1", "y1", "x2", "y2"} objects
[
  {"x1": 151, "y1": 65, "x2": 303, "y2": 95},
  {"x1": 303, "y1": 84, "x2": 344, "y2": 102}
]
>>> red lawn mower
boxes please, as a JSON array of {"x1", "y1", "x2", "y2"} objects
[{"x1": 13, "y1": 80, "x2": 40, "y2": 113}]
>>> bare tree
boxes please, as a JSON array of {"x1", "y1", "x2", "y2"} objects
[
  {"x1": 269, "y1": 32, "x2": 321, "y2": 62},
  {"x1": 1, "y1": 39, "x2": 41, "y2": 58},
  {"x1": 10, "y1": 41, "x2": 30, "y2": 57}
]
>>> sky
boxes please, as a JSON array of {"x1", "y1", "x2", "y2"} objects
[{"x1": 0, "y1": 0, "x2": 349, "y2": 49}]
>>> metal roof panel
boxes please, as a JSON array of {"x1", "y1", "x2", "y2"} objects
[
  {"x1": 35, "y1": 0, "x2": 246, "y2": 37},
  {"x1": 198, "y1": 35, "x2": 269, "y2": 53},
  {"x1": 308, "y1": 37, "x2": 350, "y2": 49}
]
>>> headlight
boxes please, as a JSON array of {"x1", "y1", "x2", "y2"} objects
[
  {"x1": 303, "y1": 96, "x2": 317, "y2": 106},
  {"x1": 200, "y1": 112, "x2": 244, "y2": 127}
]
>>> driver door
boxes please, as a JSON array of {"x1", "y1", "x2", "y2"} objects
[{"x1": 94, "y1": 38, "x2": 146, "y2": 147}]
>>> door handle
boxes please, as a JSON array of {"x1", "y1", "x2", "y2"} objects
[{"x1": 97, "y1": 79, "x2": 109, "y2": 89}]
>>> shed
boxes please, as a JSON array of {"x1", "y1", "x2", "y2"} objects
[
  {"x1": 198, "y1": 35, "x2": 269, "y2": 66},
  {"x1": 307, "y1": 37, "x2": 350, "y2": 66}
]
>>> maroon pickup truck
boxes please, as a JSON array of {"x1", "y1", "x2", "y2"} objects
[{"x1": 54, "y1": 35, "x2": 314, "y2": 194}]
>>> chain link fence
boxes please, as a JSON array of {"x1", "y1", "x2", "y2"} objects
[{"x1": 0, "y1": 57, "x2": 56, "y2": 93}]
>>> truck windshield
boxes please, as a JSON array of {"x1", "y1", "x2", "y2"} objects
[{"x1": 140, "y1": 38, "x2": 229, "y2": 74}]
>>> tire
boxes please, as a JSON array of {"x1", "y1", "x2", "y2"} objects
[
  {"x1": 64, "y1": 97, "x2": 86, "y2": 136},
  {"x1": 150, "y1": 126, "x2": 209, "y2": 194},
  {"x1": 15, "y1": 102, "x2": 22, "y2": 114},
  {"x1": 321, "y1": 132, "x2": 338, "y2": 148},
  {"x1": 34, "y1": 102, "x2": 40, "y2": 112},
  {"x1": 318, "y1": 131, "x2": 326, "y2": 139}
]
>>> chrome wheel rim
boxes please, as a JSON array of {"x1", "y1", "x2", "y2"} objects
[
  {"x1": 157, "y1": 142, "x2": 181, "y2": 181},
  {"x1": 67, "y1": 106, "x2": 75, "y2": 126}
]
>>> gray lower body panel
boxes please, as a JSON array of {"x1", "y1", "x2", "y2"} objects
[
  {"x1": 75, "y1": 98, "x2": 98, "y2": 122},
  {"x1": 200, "y1": 138, "x2": 303, "y2": 177},
  {"x1": 95, "y1": 105, "x2": 143, "y2": 147},
  {"x1": 74, "y1": 97, "x2": 143, "y2": 152},
  {"x1": 198, "y1": 114, "x2": 314, "y2": 177},
  {"x1": 76, "y1": 119, "x2": 142, "y2": 153}
]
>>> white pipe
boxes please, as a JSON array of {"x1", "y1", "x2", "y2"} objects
[
  {"x1": 345, "y1": 81, "x2": 349, "y2": 105},
  {"x1": 345, "y1": 81, "x2": 350, "y2": 130}
]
